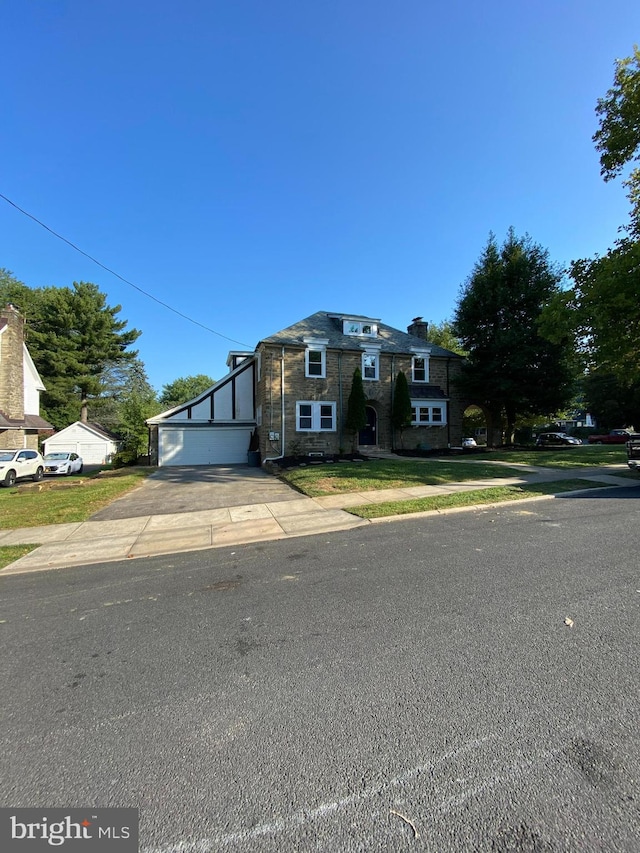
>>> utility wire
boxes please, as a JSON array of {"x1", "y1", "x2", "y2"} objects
[{"x1": 0, "y1": 192, "x2": 253, "y2": 348}]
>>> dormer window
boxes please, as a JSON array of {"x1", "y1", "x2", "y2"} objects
[{"x1": 342, "y1": 319, "x2": 378, "y2": 337}]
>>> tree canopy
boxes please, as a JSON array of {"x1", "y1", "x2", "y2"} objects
[
  {"x1": 425, "y1": 320, "x2": 467, "y2": 355},
  {"x1": 159, "y1": 374, "x2": 215, "y2": 409},
  {"x1": 453, "y1": 230, "x2": 575, "y2": 443},
  {"x1": 594, "y1": 45, "x2": 640, "y2": 233},
  {"x1": 0, "y1": 271, "x2": 141, "y2": 429}
]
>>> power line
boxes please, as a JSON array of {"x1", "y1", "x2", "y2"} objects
[{"x1": 0, "y1": 192, "x2": 253, "y2": 348}]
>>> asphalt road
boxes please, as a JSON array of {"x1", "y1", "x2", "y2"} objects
[{"x1": 1, "y1": 485, "x2": 639, "y2": 852}]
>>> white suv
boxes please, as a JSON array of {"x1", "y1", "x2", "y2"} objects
[{"x1": 0, "y1": 449, "x2": 45, "y2": 487}]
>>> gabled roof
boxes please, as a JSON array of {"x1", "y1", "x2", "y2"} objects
[
  {"x1": 258, "y1": 311, "x2": 462, "y2": 358},
  {"x1": 49, "y1": 421, "x2": 121, "y2": 442}
]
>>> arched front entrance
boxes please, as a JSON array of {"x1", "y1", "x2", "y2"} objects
[{"x1": 359, "y1": 406, "x2": 377, "y2": 446}]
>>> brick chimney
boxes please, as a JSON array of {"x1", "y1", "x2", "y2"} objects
[
  {"x1": 407, "y1": 316, "x2": 428, "y2": 341},
  {"x1": 0, "y1": 304, "x2": 26, "y2": 419}
]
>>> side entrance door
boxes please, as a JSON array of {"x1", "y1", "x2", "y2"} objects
[{"x1": 358, "y1": 406, "x2": 377, "y2": 446}]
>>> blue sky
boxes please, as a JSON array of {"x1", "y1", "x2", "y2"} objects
[{"x1": 2, "y1": 1, "x2": 638, "y2": 393}]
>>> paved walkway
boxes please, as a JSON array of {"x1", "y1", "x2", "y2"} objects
[{"x1": 1, "y1": 464, "x2": 635, "y2": 575}]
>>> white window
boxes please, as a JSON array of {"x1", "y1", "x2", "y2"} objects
[
  {"x1": 412, "y1": 355, "x2": 429, "y2": 382},
  {"x1": 305, "y1": 348, "x2": 326, "y2": 378},
  {"x1": 362, "y1": 352, "x2": 378, "y2": 380},
  {"x1": 411, "y1": 400, "x2": 447, "y2": 425},
  {"x1": 296, "y1": 401, "x2": 336, "y2": 431},
  {"x1": 342, "y1": 320, "x2": 378, "y2": 337}
]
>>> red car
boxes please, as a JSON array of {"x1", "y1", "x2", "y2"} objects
[{"x1": 587, "y1": 430, "x2": 636, "y2": 445}]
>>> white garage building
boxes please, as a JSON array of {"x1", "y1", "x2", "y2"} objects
[
  {"x1": 147, "y1": 355, "x2": 257, "y2": 467},
  {"x1": 43, "y1": 421, "x2": 122, "y2": 465}
]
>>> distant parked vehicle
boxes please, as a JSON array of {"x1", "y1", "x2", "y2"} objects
[
  {"x1": 587, "y1": 429, "x2": 637, "y2": 445},
  {"x1": 0, "y1": 449, "x2": 45, "y2": 487},
  {"x1": 626, "y1": 437, "x2": 640, "y2": 472},
  {"x1": 44, "y1": 452, "x2": 84, "y2": 476},
  {"x1": 462, "y1": 437, "x2": 477, "y2": 448},
  {"x1": 535, "y1": 432, "x2": 582, "y2": 447}
]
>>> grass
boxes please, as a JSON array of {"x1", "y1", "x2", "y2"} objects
[
  {"x1": 486, "y1": 445, "x2": 627, "y2": 468},
  {"x1": 347, "y1": 479, "x2": 607, "y2": 519},
  {"x1": 278, "y1": 458, "x2": 527, "y2": 496},
  {"x1": 0, "y1": 468, "x2": 151, "y2": 529},
  {"x1": 0, "y1": 544, "x2": 39, "y2": 569}
]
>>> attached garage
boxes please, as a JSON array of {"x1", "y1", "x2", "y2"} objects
[
  {"x1": 147, "y1": 357, "x2": 258, "y2": 467},
  {"x1": 158, "y1": 425, "x2": 254, "y2": 466}
]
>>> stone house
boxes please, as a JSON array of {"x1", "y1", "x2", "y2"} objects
[
  {"x1": 148, "y1": 311, "x2": 465, "y2": 466},
  {"x1": 255, "y1": 312, "x2": 465, "y2": 459},
  {"x1": 0, "y1": 304, "x2": 53, "y2": 450}
]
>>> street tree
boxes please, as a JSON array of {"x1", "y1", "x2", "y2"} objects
[
  {"x1": 159, "y1": 374, "x2": 215, "y2": 409},
  {"x1": 453, "y1": 229, "x2": 575, "y2": 444}
]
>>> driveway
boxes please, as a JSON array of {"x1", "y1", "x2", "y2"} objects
[{"x1": 89, "y1": 465, "x2": 303, "y2": 521}]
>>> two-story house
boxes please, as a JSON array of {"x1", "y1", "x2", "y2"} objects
[
  {"x1": 0, "y1": 304, "x2": 53, "y2": 450},
  {"x1": 147, "y1": 312, "x2": 464, "y2": 466}
]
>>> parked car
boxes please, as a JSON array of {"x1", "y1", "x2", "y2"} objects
[
  {"x1": 44, "y1": 452, "x2": 84, "y2": 476},
  {"x1": 0, "y1": 449, "x2": 45, "y2": 487},
  {"x1": 627, "y1": 437, "x2": 640, "y2": 472},
  {"x1": 462, "y1": 437, "x2": 477, "y2": 448},
  {"x1": 535, "y1": 432, "x2": 582, "y2": 447},
  {"x1": 587, "y1": 429, "x2": 637, "y2": 445}
]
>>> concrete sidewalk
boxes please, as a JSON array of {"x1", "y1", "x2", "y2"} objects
[{"x1": 1, "y1": 467, "x2": 636, "y2": 575}]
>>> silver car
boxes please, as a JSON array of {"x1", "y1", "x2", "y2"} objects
[
  {"x1": 0, "y1": 449, "x2": 45, "y2": 487},
  {"x1": 44, "y1": 452, "x2": 84, "y2": 476}
]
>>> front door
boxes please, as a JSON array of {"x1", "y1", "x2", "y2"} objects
[{"x1": 358, "y1": 406, "x2": 377, "y2": 446}]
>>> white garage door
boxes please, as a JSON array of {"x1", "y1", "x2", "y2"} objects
[{"x1": 159, "y1": 426, "x2": 254, "y2": 466}]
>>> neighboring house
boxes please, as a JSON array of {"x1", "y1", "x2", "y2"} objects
[
  {"x1": 0, "y1": 304, "x2": 53, "y2": 450},
  {"x1": 148, "y1": 312, "x2": 465, "y2": 466},
  {"x1": 43, "y1": 421, "x2": 121, "y2": 465}
]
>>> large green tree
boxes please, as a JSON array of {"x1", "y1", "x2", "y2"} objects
[
  {"x1": 159, "y1": 374, "x2": 215, "y2": 409},
  {"x1": 453, "y1": 230, "x2": 575, "y2": 444},
  {"x1": 594, "y1": 45, "x2": 640, "y2": 234},
  {"x1": 0, "y1": 273, "x2": 141, "y2": 428},
  {"x1": 424, "y1": 320, "x2": 467, "y2": 355}
]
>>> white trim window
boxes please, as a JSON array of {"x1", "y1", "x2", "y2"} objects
[
  {"x1": 296, "y1": 401, "x2": 336, "y2": 431},
  {"x1": 411, "y1": 400, "x2": 446, "y2": 425},
  {"x1": 305, "y1": 348, "x2": 326, "y2": 378},
  {"x1": 362, "y1": 352, "x2": 379, "y2": 381},
  {"x1": 343, "y1": 319, "x2": 378, "y2": 337},
  {"x1": 303, "y1": 337, "x2": 328, "y2": 378},
  {"x1": 411, "y1": 351, "x2": 430, "y2": 382}
]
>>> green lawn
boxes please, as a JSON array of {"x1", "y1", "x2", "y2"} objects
[
  {"x1": 279, "y1": 458, "x2": 526, "y2": 496},
  {"x1": 347, "y1": 479, "x2": 606, "y2": 519},
  {"x1": 487, "y1": 445, "x2": 627, "y2": 468},
  {"x1": 0, "y1": 469, "x2": 151, "y2": 529},
  {"x1": 0, "y1": 544, "x2": 39, "y2": 569}
]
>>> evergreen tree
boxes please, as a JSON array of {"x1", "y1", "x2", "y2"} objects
[
  {"x1": 391, "y1": 371, "x2": 412, "y2": 448},
  {"x1": 345, "y1": 368, "x2": 367, "y2": 449},
  {"x1": 453, "y1": 229, "x2": 575, "y2": 444},
  {"x1": 0, "y1": 279, "x2": 140, "y2": 428}
]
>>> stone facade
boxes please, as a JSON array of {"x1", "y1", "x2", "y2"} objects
[
  {"x1": 0, "y1": 304, "x2": 52, "y2": 450},
  {"x1": 0, "y1": 306, "x2": 25, "y2": 421},
  {"x1": 256, "y1": 338, "x2": 465, "y2": 459}
]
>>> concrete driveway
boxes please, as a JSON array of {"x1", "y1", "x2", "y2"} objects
[{"x1": 89, "y1": 465, "x2": 304, "y2": 521}]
